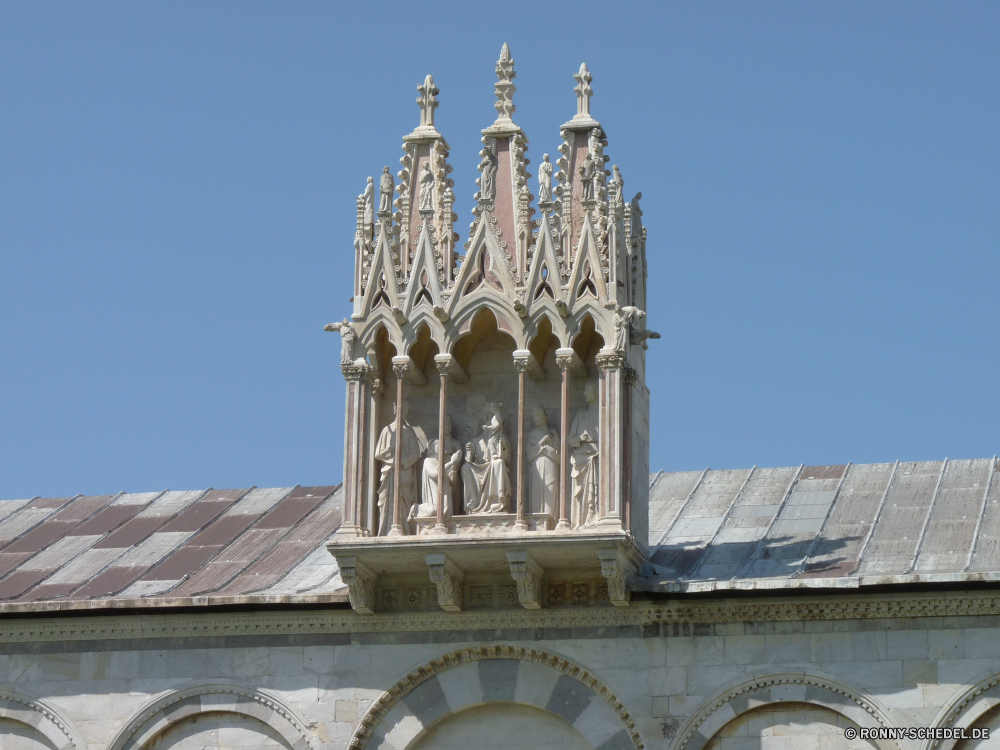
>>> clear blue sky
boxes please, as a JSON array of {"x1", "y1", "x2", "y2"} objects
[{"x1": 2, "y1": 3, "x2": 998, "y2": 499}]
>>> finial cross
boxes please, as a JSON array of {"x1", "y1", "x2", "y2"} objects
[
  {"x1": 494, "y1": 43, "x2": 517, "y2": 122},
  {"x1": 574, "y1": 63, "x2": 593, "y2": 119},
  {"x1": 417, "y1": 75, "x2": 439, "y2": 129}
]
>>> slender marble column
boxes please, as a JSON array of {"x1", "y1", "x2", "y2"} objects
[
  {"x1": 435, "y1": 362, "x2": 449, "y2": 532},
  {"x1": 366, "y1": 378, "x2": 384, "y2": 535},
  {"x1": 513, "y1": 355, "x2": 529, "y2": 529},
  {"x1": 555, "y1": 352, "x2": 573, "y2": 530},
  {"x1": 389, "y1": 362, "x2": 407, "y2": 536}
]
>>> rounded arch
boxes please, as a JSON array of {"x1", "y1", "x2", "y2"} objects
[
  {"x1": 348, "y1": 645, "x2": 643, "y2": 750},
  {"x1": 107, "y1": 680, "x2": 316, "y2": 750},
  {"x1": 670, "y1": 671, "x2": 899, "y2": 750},
  {"x1": 928, "y1": 669, "x2": 1000, "y2": 750},
  {"x1": 0, "y1": 688, "x2": 85, "y2": 750}
]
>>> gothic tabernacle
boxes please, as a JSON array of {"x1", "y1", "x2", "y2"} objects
[{"x1": 327, "y1": 44, "x2": 659, "y2": 612}]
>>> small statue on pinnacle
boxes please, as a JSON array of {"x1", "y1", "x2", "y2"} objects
[{"x1": 573, "y1": 63, "x2": 593, "y2": 121}]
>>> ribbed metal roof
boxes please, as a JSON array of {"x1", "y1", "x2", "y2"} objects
[{"x1": 1, "y1": 456, "x2": 996, "y2": 611}]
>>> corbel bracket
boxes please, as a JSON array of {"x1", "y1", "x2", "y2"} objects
[
  {"x1": 425, "y1": 553, "x2": 464, "y2": 612},
  {"x1": 597, "y1": 547, "x2": 637, "y2": 607},
  {"x1": 391, "y1": 355, "x2": 428, "y2": 386},
  {"x1": 554, "y1": 347, "x2": 586, "y2": 378},
  {"x1": 506, "y1": 550, "x2": 543, "y2": 609},
  {"x1": 433, "y1": 353, "x2": 468, "y2": 383},
  {"x1": 333, "y1": 556, "x2": 377, "y2": 614},
  {"x1": 512, "y1": 350, "x2": 545, "y2": 381}
]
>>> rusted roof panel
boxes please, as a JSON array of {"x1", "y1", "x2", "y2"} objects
[
  {"x1": 71, "y1": 504, "x2": 144, "y2": 537},
  {"x1": 857, "y1": 460, "x2": 943, "y2": 575},
  {"x1": 0, "y1": 497, "x2": 75, "y2": 547},
  {"x1": 799, "y1": 462, "x2": 894, "y2": 578},
  {"x1": 913, "y1": 458, "x2": 993, "y2": 574},
  {"x1": 93, "y1": 516, "x2": 170, "y2": 549}
]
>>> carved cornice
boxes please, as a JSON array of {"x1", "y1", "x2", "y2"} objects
[
  {"x1": 3, "y1": 592, "x2": 1000, "y2": 645},
  {"x1": 349, "y1": 645, "x2": 643, "y2": 750}
]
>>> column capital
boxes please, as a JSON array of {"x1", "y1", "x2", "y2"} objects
[
  {"x1": 426, "y1": 553, "x2": 464, "y2": 612},
  {"x1": 512, "y1": 349, "x2": 544, "y2": 379},
  {"x1": 391, "y1": 355, "x2": 428, "y2": 385},
  {"x1": 555, "y1": 347, "x2": 585, "y2": 377},
  {"x1": 506, "y1": 550, "x2": 542, "y2": 609},
  {"x1": 341, "y1": 362, "x2": 372, "y2": 382},
  {"x1": 433, "y1": 353, "x2": 468, "y2": 383},
  {"x1": 595, "y1": 347, "x2": 626, "y2": 371}
]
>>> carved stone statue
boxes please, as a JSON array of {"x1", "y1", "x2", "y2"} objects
[
  {"x1": 611, "y1": 166, "x2": 623, "y2": 208},
  {"x1": 538, "y1": 154, "x2": 553, "y2": 203},
  {"x1": 379, "y1": 166, "x2": 394, "y2": 213},
  {"x1": 526, "y1": 407, "x2": 559, "y2": 518},
  {"x1": 630, "y1": 191, "x2": 643, "y2": 236},
  {"x1": 569, "y1": 382, "x2": 600, "y2": 528},
  {"x1": 573, "y1": 62, "x2": 593, "y2": 120},
  {"x1": 362, "y1": 176, "x2": 375, "y2": 227},
  {"x1": 323, "y1": 318, "x2": 356, "y2": 365},
  {"x1": 480, "y1": 143, "x2": 497, "y2": 200},
  {"x1": 413, "y1": 415, "x2": 463, "y2": 520},
  {"x1": 416, "y1": 74, "x2": 439, "y2": 129},
  {"x1": 579, "y1": 154, "x2": 596, "y2": 202},
  {"x1": 375, "y1": 401, "x2": 421, "y2": 535},
  {"x1": 461, "y1": 403, "x2": 511, "y2": 514},
  {"x1": 418, "y1": 162, "x2": 435, "y2": 212},
  {"x1": 614, "y1": 305, "x2": 645, "y2": 352}
]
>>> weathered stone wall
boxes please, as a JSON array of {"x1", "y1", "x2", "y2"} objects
[{"x1": 5, "y1": 607, "x2": 1000, "y2": 750}]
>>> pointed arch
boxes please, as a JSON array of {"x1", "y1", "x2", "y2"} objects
[
  {"x1": 524, "y1": 213, "x2": 565, "y2": 308},
  {"x1": 566, "y1": 216, "x2": 608, "y2": 307},
  {"x1": 451, "y1": 306, "x2": 518, "y2": 372},
  {"x1": 403, "y1": 223, "x2": 445, "y2": 315},
  {"x1": 449, "y1": 214, "x2": 517, "y2": 312},
  {"x1": 406, "y1": 321, "x2": 440, "y2": 377},
  {"x1": 570, "y1": 312, "x2": 605, "y2": 367},
  {"x1": 527, "y1": 314, "x2": 558, "y2": 372}
]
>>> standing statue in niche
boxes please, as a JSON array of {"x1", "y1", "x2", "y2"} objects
[
  {"x1": 538, "y1": 154, "x2": 553, "y2": 203},
  {"x1": 610, "y1": 165, "x2": 624, "y2": 208},
  {"x1": 413, "y1": 414, "x2": 463, "y2": 520},
  {"x1": 614, "y1": 305, "x2": 646, "y2": 352},
  {"x1": 374, "y1": 401, "x2": 422, "y2": 535},
  {"x1": 418, "y1": 162, "x2": 435, "y2": 212},
  {"x1": 579, "y1": 153, "x2": 596, "y2": 202},
  {"x1": 461, "y1": 403, "x2": 511, "y2": 514},
  {"x1": 526, "y1": 407, "x2": 559, "y2": 518},
  {"x1": 630, "y1": 192, "x2": 643, "y2": 236},
  {"x1": 479, "y1": 143, "x2": 498, "y2": 201},
  {"x1": 570, "y1": 382, "x2": 600, "y2": 528},
  {"x1": 323, "y1": 319, "x2": 356, "y2": 365},
  {"x1": 378, "y1": 166, "x2": 394, "y2": 213},
  {"x1": 362, "y1": 176, "x2": 375, "y2": 228}
]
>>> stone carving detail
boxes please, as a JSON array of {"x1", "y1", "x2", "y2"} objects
[
  {"x1": 598, "y1": 548, "x2": 635, "y2": 607},
  {"x1": 527, "y1": 407, "x2": 559, "y2": 518},
  {"x1": 479, "y1": 140, "x2": 497, "y2": 201},
  {"x1": 418, "y1": 162, "x2": 435, "y2": 213},
  {"x1": 493, "y1": 43, "x2": 516, "y2": 124},
  {"x1": 425, "y1": 554, "x2": 463, "y2": 612},
  {"x1": 323, "y1": 318, "x2": 357, "y2": 365},
  {"x1": 416, "y1": 74, "x2": 439, "y2": 129},
  {"x1": 610, "y1": 165, "x2": 623, "y2": 209},
  {"x1": 461, "y1": 403, "x2": 511, "y2": 514},
  {"x1": 362, "y1": 176, "x2": 375, "y2": 228},
  {"x1": 413, "y1": 415, "x2": 462, "y2": 520},
  {"x1": 613, "y1": 305, "x2": 645, "y2": 352},
  {"x1": 339, "y1": 558, "x2": 377, "y2": 614},
  {"x1": 378, "y1": 166, "x2": 394, "y2": 214},
  {"x1": 538, "y1": 153, "x2": 553, "y2": 204},
  {"x1": 375, "y1": 401, "x2": 421, "y2": 535},
  {"x1": 506, "y1": 551, "x2": 542, "y2": 609},
  {"x1": 570, "y1": 382, "x2": 600, "y2": 528},
  {"x1": 579, "y1": 153, "x2": 597, "y2": 203},
  {"x1": 573, "y1": 62, "x2": 593, "y2": 121}
]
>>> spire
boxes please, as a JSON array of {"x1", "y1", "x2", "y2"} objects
[
  {"x1": 562, "y1": 62, "x2": 600, "y2": 130},
  {"x1": 416, "y1": 75, "x2": 439, "y2": 130},
  {"x1": 491, "y1": 43, "x2": 517, "y2": 130}
]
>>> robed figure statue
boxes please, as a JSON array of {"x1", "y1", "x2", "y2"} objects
[
  {"x1": 569, "y1": 382, "x2": 600, "y2": 528},
  {"x1": 374, "y1": 401, "x2": 422, "y2": 535},
  {"x1": 412, "y1": 415, "x2": 463, "y2": 521},
  {"x1": 461, "y1": 404, "x2": 511, "y2": 514},
  {"x1": 526, "y1": 406, "x2": 559, "y2": 519}
]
